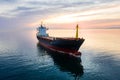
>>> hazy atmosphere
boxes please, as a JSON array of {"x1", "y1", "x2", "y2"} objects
[
  {"x1": 0, "y1": 0, "x2": 120, "y2": 30},
  {"x1": 0, "y1": 1, "x2": 120, "y2": 80}
]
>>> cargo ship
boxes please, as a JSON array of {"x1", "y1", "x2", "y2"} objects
[{"x1": 36, "y1": 23, "x2": 85, "y2": 57}]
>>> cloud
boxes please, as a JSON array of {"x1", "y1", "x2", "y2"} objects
[
  {"x1": 0, "y1": 0, "x2": 119, "y2": 17},
  {"x1": 0, "y1": 0, "x2": 97, "y2": 18},
  {"x1": 0, "y1": 0, "x2": 120, "y2": 29},
  {"x1": 0, "y1": 0, "x2": 17, "y2": 3}
]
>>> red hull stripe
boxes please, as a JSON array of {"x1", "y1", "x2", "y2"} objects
[{"x1": 39, "y1": 41, "x2": 81, "y2": 56}]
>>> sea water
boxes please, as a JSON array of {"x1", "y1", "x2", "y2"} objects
[{"x1": 0, "y1": 29, "x2": 120, "y2": 80}]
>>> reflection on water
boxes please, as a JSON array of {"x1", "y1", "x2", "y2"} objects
[
  {"x1": 37, "y1": 43, "x2": 84, "y2": 80},
  {"x1": 0, "y1": 29, "x2": 120, "y2": 80}
]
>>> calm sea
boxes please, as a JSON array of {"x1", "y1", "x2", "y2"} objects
[{"x1": 0, "y1": 29, "x2": 120, "y2": 80}]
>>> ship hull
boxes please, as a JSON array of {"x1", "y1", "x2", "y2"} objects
[
  {"x1": 51, "y1": 38, "x2": 84, "y2": 51},
  {"x1": 37, "y1": 36, "x2": 84, "y2": 56}
]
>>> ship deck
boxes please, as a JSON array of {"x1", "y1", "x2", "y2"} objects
[{"x1": 42, "y1": 36, "x2": 83, "y2": 41}]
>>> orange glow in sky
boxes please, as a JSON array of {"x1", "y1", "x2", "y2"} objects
[
  {"x1": 42, "y1": 2, "x2": 120, "y2": 29},
  {"x1": 0, "y1": 0, "x2": 120, "y2": 29}
]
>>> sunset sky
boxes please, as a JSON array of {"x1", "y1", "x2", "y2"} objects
[{"x1": 0, "y1": 0, "x2": 120, "y2": 29}]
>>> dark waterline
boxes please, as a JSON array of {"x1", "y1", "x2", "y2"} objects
[{"x1": 0, "y1": 29, "x2": 120, "y2": 80}]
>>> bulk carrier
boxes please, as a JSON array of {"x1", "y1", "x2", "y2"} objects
[{"x1": 36, "y1": 23, "x2": 85, "y2": 57}]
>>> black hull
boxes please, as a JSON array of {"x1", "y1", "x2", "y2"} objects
[
  {"x1": 37, "y1": 36, "x2": 84, "y2": 56},
  {"x1": 51, "y1": 38, "x2": 84, "y2": 51}
]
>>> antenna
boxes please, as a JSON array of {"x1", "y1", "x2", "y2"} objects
[{"x1": 41, "y1": 21, "x2": 43, "y2": 27}]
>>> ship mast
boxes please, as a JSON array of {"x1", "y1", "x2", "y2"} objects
[
  {"x1": 41, "y1": 21, "x2": 43, "y2": 27},
  {"x1": 76, "y1": 24, "x2": 79, "y2": 39}
]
